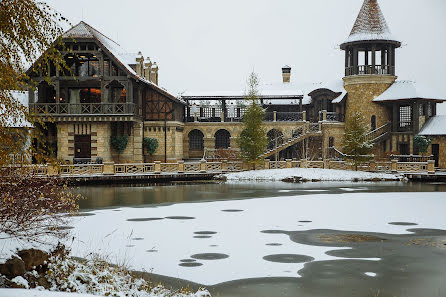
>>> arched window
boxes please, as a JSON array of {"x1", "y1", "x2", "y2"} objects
[
  {"x1": 267, "y1": 129, "x2": 283, "y2": 150},
  {"x1": 329, "y1": 137, "x2": 335, "y2": 148},
  {"x1": 371, "y1": 115, "x2": 376, "y2": 131},
  {"x1": 215, "y1": 129, "x2": 231, "y2": 149},
  {"x1": 189, "y1": 129, "x2": 204, "y2": 150}
]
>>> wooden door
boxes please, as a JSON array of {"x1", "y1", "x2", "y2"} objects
[
  {"x1": 432, "y1": 144, "x2": 440, "y2": 167},
  {"x1": 74, "y1": 135, "x2": 91, "y2": 159}
]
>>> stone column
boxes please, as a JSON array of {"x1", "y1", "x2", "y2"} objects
[
  {"x1": 103, "y1": 162, "x2": 115, "y2": 175},
  {"x1": 154, "y1": 161, "x2": 161, "y2": 174},
  {"x1": 178, "y1": 160, "x2": 184, "y2": 173},
  {"x1": 264, "y1": 159, "x2": 270, "y2": 170},
  {"x1": 427, "y1": 160, "x2": 435, "y2": 174},
  {"x1": 286, "y1": 159, "x2": 292, "y2": 168},
  {"x1": 391, "y1": 159, "x2": 398, "y2": 173},
  {"x1": 200, "y1": 160, "x2": 206, "y2": 172}
]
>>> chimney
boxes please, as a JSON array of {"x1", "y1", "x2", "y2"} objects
[
  {"x1": 135, "y1": 51, "x2": 144, "y2": 76},
  {"x1": 282, "y1": 65, "x2": 291, "y2": 83},
  {"x1": 151, "y1": 62, "x2": 159, "y2": 85},
  {"x1": 144, "y1": 56, "x2": 152, "y2": 81}
]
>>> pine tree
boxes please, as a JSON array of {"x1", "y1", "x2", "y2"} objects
[
  {"x1": 413, "y1": 135, "x2": 432, "y2": 156},
  {"x1": 342, "y1": 111, "x2": 374, "y2": 170},
  {"x1": 237, "y1": 72, "x2": 268, "y2": 168}
]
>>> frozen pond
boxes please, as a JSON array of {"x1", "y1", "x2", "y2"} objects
[{"x1": 70, "y1": 182, "x2": 446, "y2": 297}]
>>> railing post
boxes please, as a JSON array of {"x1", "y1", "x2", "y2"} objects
[
  {"x1": 47, "y1": 165, "x2": 59, "y2": 177},
  {"x1": 427, "y1": 160, "x2": 435, "y2": 174},
  {"x1": 300, "y1": 159, "x2": 307, "y2": 168},
  {"x1": 178, "y1": 160, "x2": 184, "y2": 173},
  {"x1": 286, "y1": 159, "x2": 292, "y2": 169},
  {"x1": 302, "y1": 111, "x2": 306, "y2": 122},
  {"x1": 221, "y1": 159, "x2": 228, "y2": 172},
  {"x1": 369, "y1": 160, "x2": 376, "y2": 172},
  {"x1": 194, "y1": 112, "x2": 198, "y2": 122},
  {"x1": 264, "y1": 159, "x2": 270, "y2": 170},
  {"x1": 391, "y1": 159, "x2": 398, "y2": 173},
  {"x1": 322, "y1": 110, "x2": 327, "y2": 121},
  {"x1": 273, "y1": 111, "x2": 277, "y2": 122},
  {"x1": 323, "y1": 159, "x2": 329, "y2": 169},
  {"x1": 103, "y1": 162, "x2": 115, "y2": 175},
  {"x1": 200, "y1": 160, "x2": 207, "y2": 172},
  {"x1": 154, "y1": 161, "x2": 161, "y2": 174}
]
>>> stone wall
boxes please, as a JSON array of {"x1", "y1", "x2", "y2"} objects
[
  {"x1": 57, "y1": 121, "x2": 143, "y2": 163},
  {"x1": 343, "y1": 75, "x2": 396, "y2": 131},
  {"x1": 143, "y1": 121, "x2": 184, "y2": 162},
  {"x1": 320, "y1": 122, "x2": 345, "y2": 158}
]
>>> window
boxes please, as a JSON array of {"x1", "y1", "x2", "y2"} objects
[
  {"x1": 215, "y1": 129, "x2": 230, "y2": 149},
  {"x1": 428, "y1": 103, "x2": 433, "y2": 117},
  {"x1": 399, "y1": 105, "x2": 412, "y2": 128},
  {"x1": 79, "y1": 88, "x2": 101, "y2": 104},
  {"x1": 371, "y1": 115, "x2": 376, "y2": 131},
  {"x1": 103, "y1": 60, "x2": 110, "y2": 76},
  {"x1": 328, "y1": 137, "x2": 335, "y2": 148},
  {"x1": 419, "y1": 104, "x2": 425, "y2": 116},
  {"x1": 189, "y1": 130, "x2": 204, "y2": 150}
]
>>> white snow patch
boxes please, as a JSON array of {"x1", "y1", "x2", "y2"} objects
[
  {"x1": 11, "y1": 276, "x2": 29, "y2": 289},
  {"x1": 0, "y1": 289, "x2": 100, "y2": 297},
  {"x1": 223, "y1": 168, "x2": 399, "y2": 182},
  {"x1": 365, "y1": 272, "x2": 377, "y2": 277}
]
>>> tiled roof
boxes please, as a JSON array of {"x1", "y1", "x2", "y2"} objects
[
  {"x1": 419, "y1": 116, "x2": 446, "y2": 136},
  {"x1": 373, "y1": 81, "x2": 446, "y2": 102},
  {"x1": 343, "y1": 0, "x2": 399, "y2": 45}
]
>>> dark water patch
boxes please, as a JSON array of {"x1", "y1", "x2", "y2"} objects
[
  {"x1": 263, "y1": 254, "x2": 314, "y2": 263},
  {"x1": 389, "y1": 222, "x2": 418, "y2": 226},
  {"x1": 146, "y1": 249, "x2": 158, "y2": 253},
  {"x1": 127, "y1": 217, "x2": 164, "y2": 222},
  {"x1": 194, "y1": 235, "x2": 212, "y2": 239},
  {"x1": 194, "y1": 231, "x2": 217, "y2": 235},
  {"x1": 191, "y1": 253, "x2": 229, "y2": 260},
  {"x1": 266, "y1": 243, "x2": 283, "y2": 246},
  {"x1": 179, "y1": 262, "x2": 203, "y2": 267},
  {"x1": 221, "y1": 209, "x2": 244, "y2": 212},
  {"x1": 209, "y1": 245, "x2": 218, "y2": 247},
  {"x1": 180, "y1": 259, "x2": 197, "y2": 263},
  {"x1": 132, "y1": 237, "x2": 144, "y2": 241},
  {"x1": 299, "y1": 220, "x2": 312, "y2": 223},
  {"x1": 261, "y1": 230, "x2": 287, "y2": 234},
  {"x1": 166, "y1": 216, "x2": 195, "y2": 220}
]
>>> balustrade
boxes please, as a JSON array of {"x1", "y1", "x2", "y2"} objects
[{"x1": 30, "y1": 103, "x2": 137, "y2": 115}]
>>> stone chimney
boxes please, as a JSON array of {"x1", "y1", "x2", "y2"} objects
[
  {"x1": 151, "y1": 62, "x2": 159, "y2": 85},
  {"x1": 144, "y1": 56, "x2": 152, "y2": 81},
  {"x1": 282, "y1": 65, "x2": 291, "y2": 83},
  {"x1": 135, "y1": 51, "x2": 144, "y2": 76}
]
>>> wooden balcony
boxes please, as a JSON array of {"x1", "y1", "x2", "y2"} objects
[
  {"x1": 29, "y1": 103, "x2": 139, "y2": 122},
  {"x1": 345, "y1": 65, "x2": 395, "y2": 76}
]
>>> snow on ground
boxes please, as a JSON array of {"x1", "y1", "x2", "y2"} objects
[
  {"x1": 0, "y1": 289, "x2": 100, "y2": 297},
  {"x1": 223, "y1": 168, "x2": 400, "y2": 181}
]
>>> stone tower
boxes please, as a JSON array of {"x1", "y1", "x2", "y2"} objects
[{"x1": 341, "y1": 0, "x2": 401, "y2": 130}]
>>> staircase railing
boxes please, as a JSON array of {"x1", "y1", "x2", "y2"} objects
[{"x1": 363, "y1": 122, "x2": 391, "y2": 142}]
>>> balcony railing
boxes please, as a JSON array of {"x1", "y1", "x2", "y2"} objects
[
  {"x1": 30, "y1": 103, "x2": 137, "y2": 115},
  {"x1": 345, "y1": 65, "x2": 395, "y2": 76}
]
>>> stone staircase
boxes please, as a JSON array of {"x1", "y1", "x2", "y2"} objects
[
  {"x1": 261, "y1": 124, "x2": 321, "y2": 159},
  {"x1": 364, "y1": 122, "x2": 391, "y2": 143}
]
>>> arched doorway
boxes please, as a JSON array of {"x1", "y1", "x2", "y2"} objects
[
  {"x1": 188, "y1": 129, "x2": 204, "y2": 159},
  {"x1": 215, "y1": 129, "x2": 231, "y2": 149}
]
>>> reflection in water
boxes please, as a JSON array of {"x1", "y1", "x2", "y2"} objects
[{"x1": 75, "y1": 181, "x2": 446, "y2": 211}]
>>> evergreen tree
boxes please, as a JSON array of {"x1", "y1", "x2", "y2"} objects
[
  {"x1": 237, "y1": 72, "x2": 268, "y2": 168},
  {"x1": 342, "y1": 111, "x2": 374, "y2": 170},
  {"x1": 413, "y1": 135, "x2": 432, "y2": 156}
]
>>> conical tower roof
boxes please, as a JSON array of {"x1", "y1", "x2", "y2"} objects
[{"x1": 341, "y1": 0, "x2": 400, "y2": 48}]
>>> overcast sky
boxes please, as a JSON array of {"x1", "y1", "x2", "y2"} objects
[{"x1": 46, "y1": 0, "x2": 446, "y2": 114}]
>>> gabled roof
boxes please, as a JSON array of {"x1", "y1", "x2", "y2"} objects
[
  {"x1": 61, "y1": 22, "x2": 184, "y2": 105},
  {"x1": 373, "y1": 81, "x2": 446, "y2": 102},
  {"x1": 419, "y1": 116, "x2": 446, "y2": 136},
  {"x1": 341, "y1": 0, "x2": 400, "y2": 47}
]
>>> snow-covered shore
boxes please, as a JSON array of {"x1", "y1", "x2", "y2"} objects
[{"x1": 222, "y1": 168, "x2": 401, "y2": 182}]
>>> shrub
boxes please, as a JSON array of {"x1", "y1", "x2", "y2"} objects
[
  {"x1": 110, "y1": 136, "x2": 128, "y2": 154},
  {"x1": 143, "y1": 138, "x2": 159, "y2": 155}
]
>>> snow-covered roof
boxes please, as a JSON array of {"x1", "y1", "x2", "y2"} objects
[
  {"x1": 419, "y1": 116, "x2": 446, "y2": 136},
  {"x1": 182, "y1": 80, "x2": 347, "y2": 106},
  {"x1": 341, "y1": 0, "x2": 400, "y2": 46},
  {"x1": 373, "y1": 81, "x2": 446, "y2": 102},
  {"x1": 62, "y1": 22, "x2": 183, "y2": 104},
  {"x1": 1, "y1": 91, "x2": 32, "y2": 128}
]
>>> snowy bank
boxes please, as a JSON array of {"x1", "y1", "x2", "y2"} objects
[
  {"x1": 0, "y1": 289, "x2": 100, "y2": 297},
  {"x1": 222, "y1": 168, "x2": 401, "y2": 182}
]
